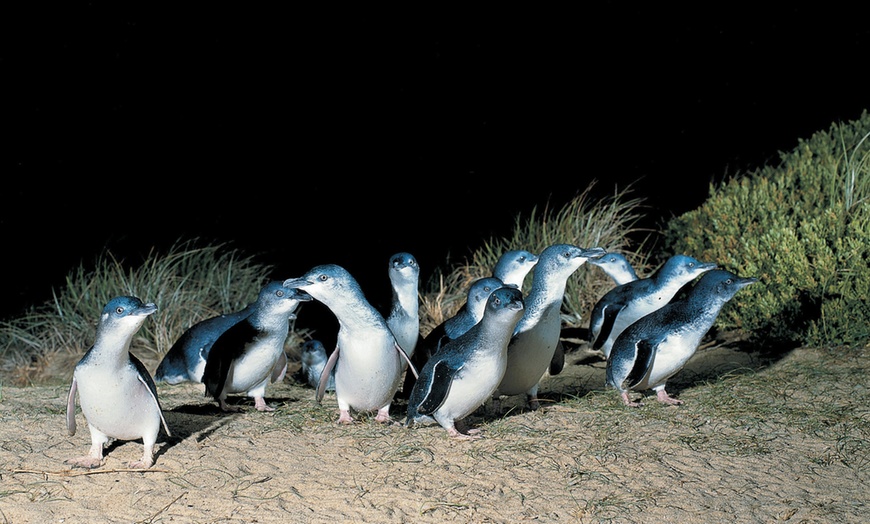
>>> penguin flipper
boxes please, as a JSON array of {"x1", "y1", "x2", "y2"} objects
[
  {"x1": 417, "y1": 360, "x2": 458, "y2": 415},
  {"x1": 549, "y1": 341, "x2": 565, "y2": 375},
  {"x1": 625, "y1": 339, "x2": 657, "y2": 389},
  {"x1": 271, "y1": 351, "x2": 288, "y2": 383},
  {"x1": 137, "y1": 373, "x2": 172, "y2": 437},
  {"x1": 395, "y1": 342, "x2": 418, "y2": 379},
  {"x1": 66, "y1": 377, "x2": 78, "y2": 436},
  {"x1": 316, "y1": 346, "x2": 340, "y2": 403},
  {"x1": 593, "y1": 304, "x2": 623, "y2": 350}
]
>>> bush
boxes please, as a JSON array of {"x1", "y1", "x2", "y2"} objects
[{"x1": 663, "y1": 110, "x2": 870, "y2": 348}]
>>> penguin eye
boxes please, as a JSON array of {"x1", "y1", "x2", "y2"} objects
[
  {"x1": 115, "y1": 306, "x2": 124, "y2": 314},
  {"x1": 318, "y1": 274, "x2": 328, "y2": 282},
  {"x1": 494, "y1": 297, "x2": 502, "y2": 306},
  {"x1": 725, "y1": 278, "x2": 733, "y2": 285},
  {"x1": 689, "y1": 262, "x2": 695, "y2": 268},
  {"x1": 276, "y1": 289, "x2": 285, "y2": 298}
]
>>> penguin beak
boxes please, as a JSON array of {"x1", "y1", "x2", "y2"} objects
[
  {"x1": 699, "y1": 262, "x2": 719, "y2": 271},
  {"x1": 136, "y1": 303, "x2": 158, "y2": 316},
  {"x1": 290, "y1": 289, "x2": 314, "y2": 301},
  {"x1": 283, "y1": 277, "x2": 313, "y2": 289},
  {"x1": 580, "y1": 247, "x2": 607, "y2": 259}
]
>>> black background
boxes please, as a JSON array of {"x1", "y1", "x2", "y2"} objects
[{"x1": 3, "y1": 4, "x2": 868, "y2": 320}]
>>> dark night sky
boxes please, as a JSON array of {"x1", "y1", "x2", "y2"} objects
[{"x1": 3, "y1": 5, "x2": 868, "y2": 320}]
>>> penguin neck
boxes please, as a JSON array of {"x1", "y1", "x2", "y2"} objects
[
  {"x1": 515, "y1": 278, "x2": 568, "y2": 332},
  {"x1": 90, "y1": 329, "x2": 137, "y2": 368},
  {"x1": 391, "y1": 283, "x2": 418, "y2": 318}
]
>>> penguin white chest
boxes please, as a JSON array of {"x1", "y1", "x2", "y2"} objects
[
  {"x1": 225, "y1": 339, "x2": 283, "y2": 394},
  {"x1": 75, "y1": 367, "x2": 160, "y2": 441},
  {"x1": 638, "y1": 332, "x2": 699, "y2": 389}
]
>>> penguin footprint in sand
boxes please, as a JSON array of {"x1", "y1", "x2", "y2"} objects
[{"x1": 66, "y1": 296, "x2": 170, "y2": 470}]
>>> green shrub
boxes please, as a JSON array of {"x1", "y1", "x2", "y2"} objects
[{"x1": 663, "y1": 111, "x2": 870, "y2": 348}]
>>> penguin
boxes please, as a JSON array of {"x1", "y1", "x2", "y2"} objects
[
  {"x1": 399, "y1": 276, "x2": 507, "y2": 400},
  {"x1": 588, "y1": 252, "x2": 639, "y2": 285},
  {"x1": 406, "y1": 286, "x2": 525, "y2": 439},
  {"x1": 283, "y1": 264, "x2": 418, "y2": 424},
  {"x1": 606, "y1": 269, "x2": 758, "y2": 406},
  {"x1": 493, "y1": 244, "x2": 606, "y2": 411},
  {"x1": 299, "y1": 339, "x2": 335, "y2": 391},
  {"x1": 66, "y1": 296, "x2": 170, "y2": 469},
  {"x1": 202, "y1": 281, "x2": 311, "y2": 412},
  {"x1": 154, "y1": 303, "x2": 254, "y2": 384},
  {"x1": 492, "y1": 249, "x2": 539, "y2": 288},
  {"x1": 385, "y1": 252, "x2": 421, "y2": 360},
  {"x1": 589, "y1": 254, "x2": 718, "y2": 360}
]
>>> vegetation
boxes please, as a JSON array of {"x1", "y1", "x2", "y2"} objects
[
  {"x1": 0, "y1": 239, "x2": 308, "y2": 386},
  {"x1": 663, "y1": 110, "x2": 870, "y2": 349}
]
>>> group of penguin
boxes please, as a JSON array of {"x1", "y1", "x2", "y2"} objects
[{"x1": 65, "y1": 245, "x2": 757, "y2": 469}]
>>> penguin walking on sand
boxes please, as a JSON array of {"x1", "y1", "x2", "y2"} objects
[
  {"x1": 402, "y1": 249, "x2": 537, "y2": 397},
  {"x1": 66, "y1": 296, "x2": 170, "y2": 469},
  {"x1": 385, "y1": 252, "x2": 421, "y2": 361},
  {"x1": 607, "y1": 269, "x2": 758, "y2": 406},
  {"x1": 406, "y1": 286, "x2": 525, "y2": 439},
  {"x1": 493, "y1": 244, "x2": 606, "y2": 411},
  {"x1": 154, "y1": 302, "x2": 254, "y2": 384},
  {"x1": 283, "y1": 265, "x2": 418, "y2": 424},
  {"x1": 299, "y1": 339, "x2": 335, "y2": 391},
  {"x1": 589, "y1": 254, "x2": 718, "y2": 360},
  {"x1": 202, "y1": 281, "x2": 311, "y2": 412}
]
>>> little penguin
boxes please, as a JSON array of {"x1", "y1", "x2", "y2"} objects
[
  {"x1": 202, "y1": 281, "x2": 311, "y2": 412},
  {"x1": 283, "y1": 264, "x2": 418, "y2": 424},
  {"x1": 606, "y1": 269, "x2": 758, "y2": 406},
  {"x1": 385, "y1": 252, "x2": 421, "y2": 360},
  {"x1": 406, "y1": 286, "x2": 525, "y2": 440},
  {"x1": 589, "y1": 254, "x2": 718, "y2": 360},
  {"x1": 300, "y1": 339, "x2": 335, "y2": 391},
  {"x1": 154, "y1": 302, "x2": 254, "y2": 384},
  {"x1": 399, "y1": 276, "x2": 507, "y2": 400},
  {"x1": 492, "y1": 249, "x2": 539, "y2": 288},
  {"x1": 493, "y1": 244, "x2": 606, "y2": 411},
  {"x1": 588, "y1": 252, "x2": 640, "y2": 285},
  {"x1": 66, "y1": 296, "x2": 170, "y2": 469},
  {"x1": 402, "y1": 277, "x2": 504, "y2": 398}
]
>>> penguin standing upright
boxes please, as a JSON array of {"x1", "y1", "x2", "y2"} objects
[
  {"x1": 283, "y1": 264, "x2": 417, "y2": 424},
  {"x1": 385, "y1": 252, "x2": 421, "y2": 360},
  {"x1": 202, "y1": 281, "x2": 311, "y2": 412},
  {"x1": 607, "y1": 269, "x2": 758, "y2": 406},
  {"x1": 406, "y1": 286, "x2": 525, "y2": 439},
  {"x1": 66, "y1": 296, "x2": 170, "y2": 469},
  {"x1": 493, "y1": 244, "x2": 606, "y2": 411}
]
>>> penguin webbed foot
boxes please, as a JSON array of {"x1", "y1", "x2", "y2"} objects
[
  {"x1": 446, "y1": 421, "x2": 483, "y2": 441},
  {"x1": 337, "y1": 410, "x2": 356, "y2": 424},
  {"x1": 253, "y1": 397, "x2": 275, "y2": 412},
  {"x1": 656, "y1": 389, "x2": 683, "y2": 406},
  {"x1": 65, "y1": 456, "x2": 104, "y2": 469},
  {"x1": 127, "y1": 457, "x2": 154, "y2": 469},
  {"x1": 620, "y1": 391, "x2": 643, "y2": 408},
  {"x1": 218, "y1": 399, "x2": 243, "y2": 413}
]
